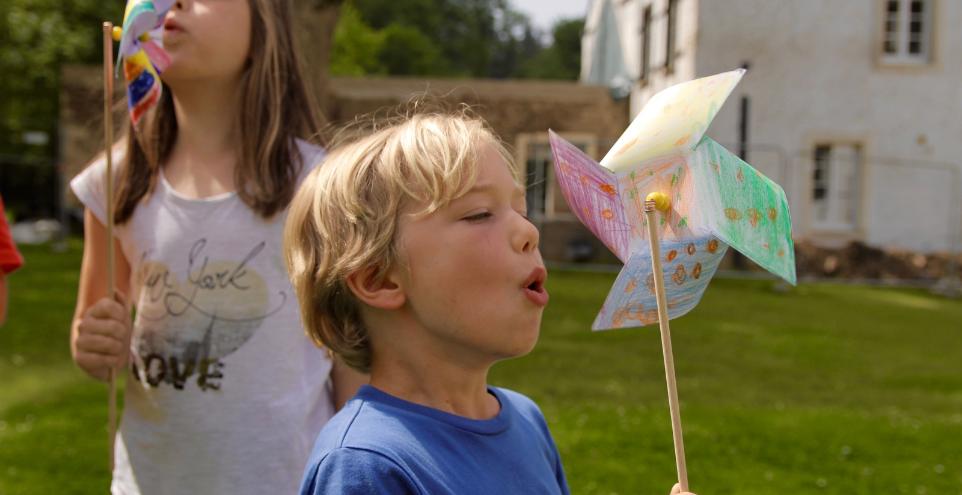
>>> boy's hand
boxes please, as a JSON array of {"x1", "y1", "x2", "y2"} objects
[
  {"x1": 73, "y1": 293, "x2": 131, "y2": 382},
  {"x1": 670, "y1": 483, "x2": 697, "y2": 495}
]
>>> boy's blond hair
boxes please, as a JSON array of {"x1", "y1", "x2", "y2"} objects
[{"x1": 284, "y1": 111, "x2": 519, "y2": 372}]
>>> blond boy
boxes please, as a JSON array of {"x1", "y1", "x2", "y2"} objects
[{"x1": 284, "y1": 112, "x2": 566, "y2": 494}]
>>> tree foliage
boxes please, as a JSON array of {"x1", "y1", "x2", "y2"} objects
[
  {"x1": 0, "y1": 0, "x2": 123, "y2": 158},
  {"x1": 0, "y1": 1, "x2": 124, "y2": 218},
  {"x1": 0, "y1": 0, "x2": 583, "y2": 165},
  {"x1": 519, "y1": 18, "x2": 583, "y2": 80},
  {"x1": 331, "y1": 0, "x2": 583, "y2": 80}
]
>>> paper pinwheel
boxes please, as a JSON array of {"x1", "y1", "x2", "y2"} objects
[
  {"x1": 549, "y1": 69, "x2": 796, "y2": 331},
  {"x1": 550, "y1": 68, "x2": 796, "y2": 491},
  {"x1": 113, "y1": 0, "x2": 174, "y2": 124}
]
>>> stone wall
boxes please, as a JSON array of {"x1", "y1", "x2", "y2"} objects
[{"x1": 59, "y1": 68, "x2": 629, "y2": 263}]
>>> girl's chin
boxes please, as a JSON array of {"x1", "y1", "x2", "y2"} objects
[{"x1": 159, "y1": 67, "x2": 202, "y2": 88}]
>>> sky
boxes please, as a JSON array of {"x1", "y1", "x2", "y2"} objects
[{"x1": 511, "y1": 0, "x2": 590, "y2": 33}]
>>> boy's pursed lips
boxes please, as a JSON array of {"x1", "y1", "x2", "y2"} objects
[{"x1": 522, "y1": 266, "x2": 549, "y2": 307}]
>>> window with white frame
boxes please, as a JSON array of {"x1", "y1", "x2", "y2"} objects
[
  {"x1": 640, "y1": 5, "x2": 651, "y2": 83},
  {"x1": 525, "y1": 141, "x2": 553, "y2": 220},
  {"x1": 665, "y1": 0, "x2": 678, "y2": 72},
  {"x1": 812, "y1": 144, "x2": 861, "y2": 231},
  {"x1": 520, "y1": 135, "x2": 594, "y2": 220},
  {"x1": 881, "y1": 0, "x2": 932, "y2": 64}
]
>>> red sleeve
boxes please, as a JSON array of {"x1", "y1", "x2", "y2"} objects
[{"x1": 0, "y1": 198, "x2": 24, "y2": 275}]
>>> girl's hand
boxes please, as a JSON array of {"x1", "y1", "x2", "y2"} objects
[
  {"x1": 73, "y1": 292, "x2": 131, "y2": 382},
  {"x1": 670, "y1": 483, "x2": 697, "y2": 495}
]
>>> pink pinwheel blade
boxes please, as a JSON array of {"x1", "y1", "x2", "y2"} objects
[
  {"x1": 141, "y1": 40, "x2": 171, "y2": 72},
  {"x1": 117, "y1": 0, "x2": 173, "y2": 126},
  {"x1": 549, "y1": 131, "x2": 632, "y2": 262}
]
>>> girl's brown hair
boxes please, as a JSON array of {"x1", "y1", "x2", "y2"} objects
[{"x1": 113, "y1": 0, "x2": 322, "y2": 224}]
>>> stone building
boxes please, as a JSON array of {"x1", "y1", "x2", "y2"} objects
[{"x1": 582, "y1": 0, "x2": 961, "y2": 254}]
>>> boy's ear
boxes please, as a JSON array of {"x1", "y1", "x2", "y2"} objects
[{"x1": 345, "y1": 265, "x2": 405, "y2": 310}]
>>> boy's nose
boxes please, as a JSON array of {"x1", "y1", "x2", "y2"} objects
[{"x1": 513, "y1": 213, "x2": 540, "y2": 254}]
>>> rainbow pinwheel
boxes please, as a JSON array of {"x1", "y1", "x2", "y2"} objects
[
  {"x1": 98, "y1": 1, "x2": 173, "y2": 468},
  {"x1": 114, "y1": 0, "x2": 174, "y2": 124},
  {"x1": 549, "y1": 69, "x2": 796, "y2": 331}
]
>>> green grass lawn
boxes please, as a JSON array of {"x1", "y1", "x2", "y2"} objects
[{"x1": 2, "y1": 241, "x2": 961, "y2": 494}]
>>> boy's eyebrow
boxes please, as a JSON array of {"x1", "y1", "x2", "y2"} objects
[
  {"x1": 464, "y1": 182, "x2": 526, "y2": 198},
  {"x1": 465, "y1": 182, "x2": 496, "y2": 194}
]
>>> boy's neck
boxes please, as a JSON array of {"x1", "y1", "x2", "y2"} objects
[{"x1": 369, "y1": 350, "x2": 500, "y2": 421}]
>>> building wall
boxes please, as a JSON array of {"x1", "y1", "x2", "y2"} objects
[
  {"x1": 694, "y1": 0, "x2": 962, "y2": 252},
  {"x1": 582, "y1": 0, "x2": 700, "y2": 113},
  {"x1": 583, "y1": 0, "x2": 962, "y2": 253},
  {"x1": 625, "y1": 0, "x2": 700, "y2": 117}
]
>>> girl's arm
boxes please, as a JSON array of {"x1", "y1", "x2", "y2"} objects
[
  {"x1": 330, "y1": 355, "x2": 369, "y2": 410},
  {"x1": 71, "y1": 209, "x2": 132, "y2": 382}
]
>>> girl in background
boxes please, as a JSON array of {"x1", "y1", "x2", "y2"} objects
[{"x1": 70, "y1": 0, "x2": 365, "y2": 492}]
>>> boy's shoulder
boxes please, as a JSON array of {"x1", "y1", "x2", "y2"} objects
[
  {"x1": 300, "y1": 391, "x2": 417, "y2": 494},
  {"x1": 493, "y1": 386, "x2": 541, "y2": 412},
  {"x1": 309, "y1": 386, "x2": 418, "y2": 453},
  {"x1": 320, "y1": 386, "x2": 547, "y2": 448},
  {"x1": 491, "y1": 386, "x2": 551, "y2": 427},
  {"x1": 302, "y1": 385, "x2": 566, "y2": 495},
  {"x1": 300, "y1": 444, "x2": 418, "y2": 495},
  {"x1": 311, "y1": 385, "x2": 553, "y2": 459},
  {"x1": 300, "y1": 386, "x2": 429, "y2": 494}
]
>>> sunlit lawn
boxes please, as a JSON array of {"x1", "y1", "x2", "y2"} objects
[{"x1": 2, "y1": 241, "x2": 960, "y2": 494}]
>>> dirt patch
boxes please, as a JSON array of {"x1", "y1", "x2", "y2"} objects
[{"x1": 794, "y1": 241, "x2": 962, "y2": 281}]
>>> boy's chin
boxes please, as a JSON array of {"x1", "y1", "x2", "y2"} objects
[{"x1": 495, "y1": 329, "x2": 541, "y2": 360}]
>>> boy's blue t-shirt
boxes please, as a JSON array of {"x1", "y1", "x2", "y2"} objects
[{"x1": 299, "y1": 385, "x2": 570, "y2": 495}]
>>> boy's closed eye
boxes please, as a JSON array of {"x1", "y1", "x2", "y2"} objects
[
  {"x1": 462, "y1": 211, "x2": 493, "y2": 222},
  {"x1": 460, "y1": 206, "x2": 530, "y2": 223}
]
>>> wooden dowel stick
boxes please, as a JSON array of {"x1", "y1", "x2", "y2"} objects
[
  {"x1": 644, "y1": 194, "x2": 689, "y2": 492},
  {"x1": 102, "y1": 21, "x2": 118, "y2": 474}
]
